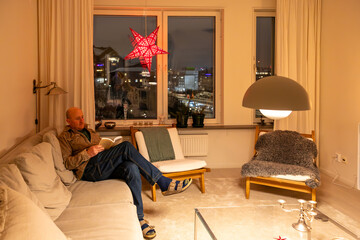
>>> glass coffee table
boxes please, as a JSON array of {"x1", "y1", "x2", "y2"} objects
[{"x1": 194, "y1": 204, "x2": 360, "y2": 240}]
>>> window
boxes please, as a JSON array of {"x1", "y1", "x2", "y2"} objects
[
  {"x1": 93, "y1": 14, "x2": 159, "y2": 120},
  {"x1": 93, "y1": 9, "x2": 222, "y2": 124},
  {"x1": 167, "y1": 16, "x2": 215, "y2": 119},
  {"x1": 253, "y1": 11, "x2": 275, "y2": 123}
]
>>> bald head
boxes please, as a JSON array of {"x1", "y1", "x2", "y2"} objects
[
  {"x1": 66, "y1": 107, "x2": 80, "y2": 119},
  {"x1": 66, "y1": 107, "x2": 85, "y2": 130}
]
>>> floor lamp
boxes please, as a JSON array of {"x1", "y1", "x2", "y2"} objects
[
  {"x1": 242, "y1": 76, "x2": 310, "y2": 120},
  {"x1": 33, "y1": 79, "x2": 67, "y2": 132}
]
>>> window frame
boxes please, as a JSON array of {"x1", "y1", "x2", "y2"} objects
[
  {"x1": 162, "y1": 11, "x2": 222, "y2": 125},
  {"x1": 93, "y1": 8, "x2": 223, "y2": 125}
]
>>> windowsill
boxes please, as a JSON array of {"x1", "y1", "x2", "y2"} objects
[{"x1": 97, "y1": 123, "x2": 273, "y2": 134}]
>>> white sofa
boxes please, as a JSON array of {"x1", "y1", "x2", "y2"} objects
[{"x1": 0, "y1": 127, "x2": 142, "y2": 240}]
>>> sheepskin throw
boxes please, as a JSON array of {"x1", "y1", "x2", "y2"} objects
[{"x1": 241, "y1": 130, "x2": 320, "y2": 188}]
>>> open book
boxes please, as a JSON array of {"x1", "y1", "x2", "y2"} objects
[{"x1": 99, "y1": 136, "x2": 123, "y2": 150}]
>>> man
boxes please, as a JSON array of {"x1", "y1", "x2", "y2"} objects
[{"x1": 58, "y1": 107, "x2": 192, "y2": 239}]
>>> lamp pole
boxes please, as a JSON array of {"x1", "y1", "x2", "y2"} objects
[{"x1": 33, "y1": 79, "x2": 40, "y2": 132}]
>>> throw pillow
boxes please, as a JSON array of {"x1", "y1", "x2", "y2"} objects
[
  {"x1": 140, "y1": 128, "x2": 175, "y2": 162},
  {"x1": 14, "y1": 142, "x2": 72, "y2": 220},
  {"x1": 0, "y1": 185, "x2": 68, "y2": 240},
  {"x1": 0, "y1": 164, "x2": 45, "y2": 212},
  {"x1": 43, "y1": 130, "x2": 76, "y2": 186}
]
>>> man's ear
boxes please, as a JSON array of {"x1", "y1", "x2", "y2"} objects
[{"x1": 66, "y1": 119, "x2": 71, "y2": 125}]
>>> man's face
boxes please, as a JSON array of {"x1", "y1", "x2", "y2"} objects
[{"x1": 66, "y1": 108, "x2": 85, "y2": 131}]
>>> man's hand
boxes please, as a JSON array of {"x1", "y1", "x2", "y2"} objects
[{"x1": 86, "y1": 145, "x2": 104, "y2": 158}]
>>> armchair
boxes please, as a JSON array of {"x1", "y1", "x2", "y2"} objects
[
  {"x1": 241, "y1": 126, "x2": 320, "y2": 201},
  {"x1": 130, "y1": 126, "x2": 210, "y2": 201}
]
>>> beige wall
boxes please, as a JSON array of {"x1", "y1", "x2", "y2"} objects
[
  {"x1": 320, "y1": 0, "x2": 360, "y2": 187},
  {"x1": 0, "y1": 0, "x2": 38, "y2": 156},
  {"x1": 177, "y1": 129, "x2": 255, "y2": 168}
]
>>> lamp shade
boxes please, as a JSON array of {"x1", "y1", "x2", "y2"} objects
[
  {"x1": 33, "y1": 80, "x2": 67, "y2": 95},
  {"x1": 242, "y1": 76, "x2": 311, "y2": 111}
]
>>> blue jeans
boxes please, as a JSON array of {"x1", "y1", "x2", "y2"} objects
[{"x1": 81, "y1": 141, "x2": 162, "y2": 219}]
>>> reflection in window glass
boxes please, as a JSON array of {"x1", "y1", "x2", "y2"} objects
[
  {"x1": 167, "y1": 17, "x2": 215, "y2": 119},
  {"x1": 255, "y1": 16, "x2": 275, "y2": 121},
  {"x1": 93, "y1": 16, "x2": 157, "y2": 120},
  {"x1": 256, "y1": 17, "x2": 275, "y2": 80}
]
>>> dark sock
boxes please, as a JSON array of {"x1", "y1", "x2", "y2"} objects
[{"x1": 157, "y1": 176, "x2": 171, "y2": 191}]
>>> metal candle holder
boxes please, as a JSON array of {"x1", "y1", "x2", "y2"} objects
[{"x1": 278, "y1": 199, "x2": 317, "y2": 232}]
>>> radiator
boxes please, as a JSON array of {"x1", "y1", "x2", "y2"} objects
[{"x1": 179, "y1": 134, "x2": 208, "y2": 157}]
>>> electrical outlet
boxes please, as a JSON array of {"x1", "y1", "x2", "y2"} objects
[
  {"x1": 340, "y1": 156, "x2": 348, "y2": 164},
  {"x1": 334, "y1": 153, "x2": 348, "y2": 164}
]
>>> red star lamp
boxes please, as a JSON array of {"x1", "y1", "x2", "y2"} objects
[{"x1": 125, "y1": 26, "x2": 168, "y2": 72}]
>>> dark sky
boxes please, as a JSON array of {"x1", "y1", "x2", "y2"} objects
[
  {"x1": 256, "y1": 17, "x2": 274, "y2": 68},
  {"x1": 93, "y1": 15, "x2": 214, "y2": 70}
]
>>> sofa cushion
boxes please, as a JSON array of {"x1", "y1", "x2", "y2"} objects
[
  {"x1": 67, "y1": 179, "x2": 133, "y2": 207},
  {"x1": 0, "y1": 164, "x2": 45, "y2": 212},
  {"x1": 152, "y1": 159, "x2": 207, "y2": 173},
  {"x1": 14, "y1": 142, "x2": 72, "y2": 220},
  {"x1": 43, "y1": 130, "x2": 77, "y2": 186},
  {"x1": 55, "y1": 202, "x2": 143, "y2": 240},
  {"x1": 0, "y1": 185, "x2": 68, "y2": 240}
]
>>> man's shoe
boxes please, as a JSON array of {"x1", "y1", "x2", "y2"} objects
[
  {"x1": 161, "y1": 178, "x2": 192, "y2": 196},
  {"x1": 140, "y1": 219, "x2": 156, "y2": 239}
]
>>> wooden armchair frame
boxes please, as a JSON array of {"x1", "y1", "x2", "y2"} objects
[
  {"x1": 245, "y1": 126, "x2": 317, "y2": 201},
  {"x1": 130, "y1": 126, "x2": 210, "y2": 202}
]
